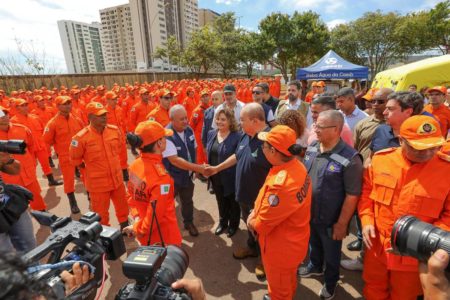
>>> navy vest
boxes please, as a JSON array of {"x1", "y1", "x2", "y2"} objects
[
  {"x1": 163, "y1": 124, "x2": 197, "y2": 188},
  {"x1": 303, "y1": 141, "x2": 360, "y2": 226}
]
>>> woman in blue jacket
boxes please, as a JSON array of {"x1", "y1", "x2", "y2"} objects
[{"x1": 206, "y1": 108, "x2": 241, "y2": 237}]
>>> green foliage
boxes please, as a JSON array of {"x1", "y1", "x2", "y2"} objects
[{"x1": 427, "y1": 0, "x2": 450, "y2": 54}]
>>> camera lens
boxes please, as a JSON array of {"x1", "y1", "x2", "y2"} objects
[
  {"x1": 392, "y1": 215, "x2": 450, "y2": 269},
  {"x1": 156, "y1": 245, "x2": 189, "y2": 286}
]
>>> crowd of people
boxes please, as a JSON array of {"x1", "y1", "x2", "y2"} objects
[{"x1": 0, "y1": 77, "x2": 449, "y2": 300}]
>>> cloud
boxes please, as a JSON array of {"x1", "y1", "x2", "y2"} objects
[
  {"x1": 215, "y1": 0, "x2": 242, "y2": 5},
  {"x1": 326, "y1": 19, "x2": 347, "y2": 29},
  {"x1": 279, "y1": 0, "x2": 346, "y2": 14},
  {"x1": 32, "y1": 0, "x2": 63, "y2": 10}
]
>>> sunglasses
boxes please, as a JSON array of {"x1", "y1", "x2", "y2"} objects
[
  {"x1": 252, "y1": 91, "x2": 262, "y2": 95},
  {"x1": 162, "y1": 96, "x2": 173, "y2": 100}
]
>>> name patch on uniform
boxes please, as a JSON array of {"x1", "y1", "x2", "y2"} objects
[
  {"x1": 251, "y1": 148, "x2": 258, "y2": 158},
  {"x1": 160, "y1": 184, "x2": 170, "y2": 195},
  {"x1": 327, "y1": 162, "x2": 341, "y2": 173},
  {"x1": 71, "y1": 140, "x2": 78, "y2": 147},
  {"x1": 189, "y1": 135, "x2": 195, "y2": 141},
  {"x1": 268, "y1": 194, "x2": 279, "y2": 207}
]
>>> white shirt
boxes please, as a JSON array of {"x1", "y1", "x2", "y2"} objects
[
  {"x1": 162, "y1": 131, "x2": 197, "y2": 158},
  {"x1": 211, "y1": 100, "x2": 245, "y2": 129},
  {"x1": 341, "y1": 106, "x2": 369, "y2": 132}
]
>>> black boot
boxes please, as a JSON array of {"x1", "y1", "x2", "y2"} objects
[
  {"x1": 75, "y1": 167, "x2": 81, "y2": 178},
  {"x1": 131, "y1": 146, "x2": 138, "y2": 156},
  {"x1": 68, "y1": 192, "x2": 80, "y2": 214},
  {"x1": 122, "y1": 169, "x2": 129, "y2": 182},
  {"x1": 47, "y1": 174, "x2": 63, "y2": 186},
  {"x1": 49, "y1": 156, "x2": 55, "y2": 168},
  {"x1": 120, "y1": 220, "x2": 129, "y2": 235}
]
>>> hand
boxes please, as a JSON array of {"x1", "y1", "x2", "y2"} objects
[
  {"x1": 122, "y1": 225, "x2": 136, "y2": 238},
  {"x1": 171, "y1": 278, "x2": 206, "y2": 300},
  {"x1": 246, "y1": 210, "x2": 256, "y2": 237},
  {"x1": 332, "y1": 222, "x2": 348, "y2": 240},
  {"x1": 0, "y1": 152, "x2": 12, "y2": 165},
  {"x1": 362, "y1": 225, "x2": 376, "y2": 249},
  {"x1": 419, "y1": 249, "x2": 450, "y2": 300},
  {"x1": 60, "y1": 262, "x2": 94, "y2": 295},
  {"x1": 204, "y1": 165, "x2": 218, "y2": 177}
]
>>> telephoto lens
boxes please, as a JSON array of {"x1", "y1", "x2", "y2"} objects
[
  {"x1": 391, "y1": 215, "x2": 450, "y2": 272},
  {"x1": 156, "y1": 245, "x2": 190, "y2": 287}
]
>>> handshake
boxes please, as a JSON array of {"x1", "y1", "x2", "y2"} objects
[{"x1": 195, "y1": 164, "x2": 219, "y2": 178}]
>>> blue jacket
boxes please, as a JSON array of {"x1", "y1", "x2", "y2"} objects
[
  {"x1": 201, "y1": 106, "x2": 215, "y2": 147},
  {"x1": 206, "y1": 130, "x2": 241, "y2": 197},
  {"x1": 163, "y1": 124, "x2": 196, "y2": 188}
]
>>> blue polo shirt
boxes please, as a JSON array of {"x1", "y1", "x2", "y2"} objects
[
  {"x1": 370, "y1": 125, "x2": 400, "y2": 153},
  {"x1": 235, "y1": 128, "x2": 271, "y2": 205}
]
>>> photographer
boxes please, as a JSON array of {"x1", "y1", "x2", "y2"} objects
[
  {"x1": 0, "y1": 149, "x2": 36, "y2": 254},
  {"x1": 0, "y1": 252, "x2": 92, "y2": 299},
  {"x1": 123, "y1": 120, "x2": 182, "y2": 246},
  {"x1": 419, "y1": 249, "x2": 450, "y2": 300}
]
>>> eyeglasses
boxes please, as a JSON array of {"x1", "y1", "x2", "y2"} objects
[
  {"x1": 162, "y1": 96, "x2": 173, "y2": 100},
  {"x1": 313, "y1": 124, "x2": 336, "y2": 130},
  {"x1": 224, "y1": 92, "x2": 234, "y2": 96},
  {"x1": 252, "y1": 91, "x2": 262, "y2": 95}
]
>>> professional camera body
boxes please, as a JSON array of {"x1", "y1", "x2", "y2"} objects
[
  {"x1": 392, "y1": 215, "x2": 450, "y2": 272},
  {"x1": 24, "y1": 211, "x2": 126, "y2": 299},
  {"x1": 0, "y1": 139, "x2": 27, "y2": 154},
  {"x1": 116, "y1": 245, "x2": 191, "y2": 300}
]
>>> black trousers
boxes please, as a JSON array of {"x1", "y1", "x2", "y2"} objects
[
  {"x1": 174, "y1": 180, "x2": 194, "y2": 225},
  {"x1": 211, "y1": 177, "x2": 240, "y2": 229},
  {"x1": 240, "y1": 201, "x2": 259, "y2": 251}
]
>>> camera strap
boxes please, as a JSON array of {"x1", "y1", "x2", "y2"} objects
[
  {"x1": 26, "y1": 260, "x2": 96, "y2": 275},
  {"x1": 146, "y1": 200, "x2": 165, "y2": 247}
]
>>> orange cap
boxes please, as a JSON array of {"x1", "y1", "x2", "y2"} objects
[
  {"x1": 105, "y1": 91, "x2": 118, "y2": 100},
  {"x1": 96, "y1": 85, "x2": 106, "y2": 91},
  {"x1": 139, "y1": 88, "x2": 150, "y2": 95},
  {"x1": 160, "y1": 89, "x2": 174, "y2": 97},
  {"x1": 200, "y1": 89, "x2": 210, "y2": 96},
  {"x1": 86, "y1": 102, "x2": 108, "y2": 116},
  {"x1": 14, "y1": 98, "x2": 28, "y2": 106},
  {"x1": 311, "y1": 81, "x2": 318, "y2": 87},
  {"x1": 399, "y1": 115, "x2": 445, "y2": 150},
  {"x1": 362, "y1": 88, "x2": 378, "y2": 101},
  {"x1": 427, "y1": 86, "x2": 447, "y2": 95},
  {"x1": 34, "y1": 95, "x2": 44, "y2": 102},
  {"x1": 135, "y1": 120, "x2": 173, "y2": 146},
  {"x1": 55, "y1": 96, "x2": 72, "y2": 105},
  {"x1": 257, "y1": 125, "x2": 297, "y2": 156},
  {"x1": 316, "y1": 81, "x2": 326, "y2": 87}
]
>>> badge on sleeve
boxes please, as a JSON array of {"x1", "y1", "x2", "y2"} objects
[
  {"x1": 149, "y1": 117, "x2": 155, "y2": 121},
  {"x1": 44, "y1": 127, "x2": 50, "y2": 133},
  {"x1": 274, "y1": 170, "x2": 287, "y2": 185},
  {"x1": 160, "y1": 184, "x2": 170, "y2": 195},
  {"x1": 268, "y1": 194, "x2": 279, "y2": 207},
  {"x1": 71, "y1": 139, "x2": 78, "y2": 147}
]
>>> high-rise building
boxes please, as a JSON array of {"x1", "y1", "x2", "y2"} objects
[
  {"x1": 198, "y1": 8, "x2": 220, "y2": 27},
  {"x1": 57, "y1": 20, "x2": 105, "y2": 73},
  {"x1": 130, "y1": 0, "x2": 199, "y2": 70},
  {"x1": 99, "y1": 4, "x2": 136, "y2": 72}
]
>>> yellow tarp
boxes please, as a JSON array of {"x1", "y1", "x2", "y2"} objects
[{"x1": 371, "y1": 55, "x2": 450, "y2": 91}]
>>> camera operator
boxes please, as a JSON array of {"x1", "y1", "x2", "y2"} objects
[
  {"x1": 0, "y1": 149, "x2": 36, "y2": 254},
  {"x1": 0, "y1": 252, "x2": 92, "y2": 299},
  {"x1": 122, "y1": 120, "x2": 182, "y2": 246},
  {"x1": 419, "y1": 249, "x2": 450, "y2": 300},
  {"x1": 171, "y1": 278, "x2": 206, "y2": 300}
]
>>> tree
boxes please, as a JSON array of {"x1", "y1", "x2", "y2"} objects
[
  {"x1": 427, "y1": 0, "x2": 450, "y2": 54},
  {"x1": 154, "y1": 35, "x2": 183, "y2": 71},
  {"x1": 330, "y1": 24, "x2": 367, "y2": 66},
  {"x1": 238, "y1": 31, "x2": 273, "y2": 78},
  {"x1": 182, "y1": 26, "x2": 219, "y2": 75}
]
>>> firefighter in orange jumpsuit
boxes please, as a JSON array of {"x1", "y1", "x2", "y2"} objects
[
  {"x1": 147, "y1": 89, "x2": 173, "y2": 127},
  {"x1": 31, "y1": 95, "x2": 56, "y2": 166},
  {"x1": 11, "y1": 98, "x2": 62, "y2": 186},
  {"x1": 105, "y1": 91, "x2": 129, "y2": 181},
  {"x1": 305, "y1": 81, "x2": 318, "y2": 103},
  {"x1": 129, "y1": 88, "x2": 156, "y2": 155},
  {"x1": 122, "y1": 120, "x2": 182, "y2": 246},
  {"x1": 359, "y1": 115, "x2": 450, "y2": 300},
  {"x1": 0, "y1": 107, "x2": 47, "y2": 211},
  {"x1": 90, "y1": 85, "x2": 106, "y2": 104},
  {"x1": 189, "y1": 89, "x2": 210, "y2": 165},
  {"x1": 423, "y1": 86, "x2": 450, "y2": 138},
  {"x1": 182, "y1": 87, "x2": 196, "y2": 120},
  {"x1": 247, "y1": 125, "x2": 311, "y2": 300},
  {"x1": 69, "y1": 102, "x2": 129, "y2": 228},
  {"x1": 43, "y1": 96, "x2": 84, "y2": 214}
]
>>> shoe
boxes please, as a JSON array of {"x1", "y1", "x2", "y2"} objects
[
  {"x1": 297, "y1": 265, "x2": 324, "y2": 278},
  {"x1": 263, "y1": 294, "x2": 271, "y2": 300},
  {"x1": 347, "y1": 239, "x2": 362, "y2": 251},
  {"x1": 122, "y1": 169, "x2": 129, "y2": 182},
  {"x1": 227, "y1": 227, "x2": 237, "y2": 237},
  {"x1": 47, "y1": 174, "x2": 63, "y2": 186},
  {"x1": 340, "y1": 258, "x2": 363, "y2": 271},
  {"x1": 75, "y1": 167, "x2": 81, "y2": 178},
  {"x1": 232, "y1": 247, "x2": 258, "y2": 259},
  {"x1": 49, "y1": 157, "x2": 55, "y2": 168},
  {"x1": 184, "y1": 223, "x2": 199, "y2": 236},
  {"x1": 319, "y1": 283, "x2": 337, "y2": 300},
  {"x1": 215, "y1": 224, "x2": 227, "y2": 235},
  {"x1": 68, "y1": 192, "x2": 80, "y2": 214},
  {"x1": 255, "y1": 263, "x2": 266, "y2": 281},
  {"x1": 120, "y1": 221, "x2": 129, "y2": 235}
]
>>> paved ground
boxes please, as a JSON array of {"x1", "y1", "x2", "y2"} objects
[{"x1": 32, "y1": 150, "x2": 364, "y2": 299}]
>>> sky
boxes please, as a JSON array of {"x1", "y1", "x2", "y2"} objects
[{"x1": 0, "y1": 0, "x2": 443, "y2": 73}]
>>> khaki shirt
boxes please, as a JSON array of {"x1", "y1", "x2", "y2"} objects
[{"x1": 353, "y1": 115, "x2": 384, "y2": 162}]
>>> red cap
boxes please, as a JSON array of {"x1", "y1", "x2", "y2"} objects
[
  {"x1": 135, "y1": 120, "x2": 173, "y2": 146},
  {"x1": 86, "y1": 102, "x2": 108, "y2": 116},
  {"x1": 399, "y1": 115, "x2": 445, "y2": 150},
  {"x1": 257, "y1": 125, "x2": 297, "y2": 156},
  {"x1": 427, "y1": 86, "x2": 447, "y2": 95}
]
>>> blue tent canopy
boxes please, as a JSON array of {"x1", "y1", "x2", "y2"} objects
[{"x1": 296, "y1": 50, "x2": 369, "y2": 80}]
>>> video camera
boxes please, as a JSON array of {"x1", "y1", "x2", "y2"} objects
[
  {"x1": 24, "y1": 210, "x2": 126, "y2": 299},
  {"x1": 392, "y1": 215, "x2": 450, "y2": 272},
  {"x1": 0, "y1": 139, "x2": 27, "y2": 154},
  {"x1": 116, "y1": 245, "x2": 191, "y2": 300}
]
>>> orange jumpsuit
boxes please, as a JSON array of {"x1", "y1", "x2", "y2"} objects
[
  {"x1": 147, "y1": 106, "x2": 170, "y2": 128},
  {"x1": 31, "y1": 106, "x2": 56, "y2": 156},
  {"x1": 11, "y1": 113, "x2": 52, "y2": 175},
  {"x1": 69, "y1": 124, "x2": 129, "y2": 226},
  {"x1": 127, "y1": 153, "x2": 182, "y2": 246},
  {"x1": 423, "y1": 103, "x2": 450, "y2": 137},
  {"x1": 358, "y1": 147, "x2": 450, "y2": 300},
  {"x1": 252, "y1": 159, "x2": 312, "y2": 300},
  {"x1": 182, "y1": 96, "x2": 196, "y2": 120},
  {"x1": 43, "y1": 113, "x2": 84, "y2": 194},
  {"x1": 0, "y1": 123, "x2": 46, "y2": 210},
  {"x1": 106, "y1": 104, "x2": 128, "y2": 169},
  {"x1": 305, "y1": 91, "x2": 315, "y2": 103},
  {"x1": 129, "y1": 101, "x2": 156, "y2": 132},
  {"x1": 189, "y1": 104, "x2": 208, "y2": 164}
]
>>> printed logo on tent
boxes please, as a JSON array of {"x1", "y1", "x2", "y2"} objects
[{"x1": 325, "y1": 57, "x2": 338, "y2": 65}]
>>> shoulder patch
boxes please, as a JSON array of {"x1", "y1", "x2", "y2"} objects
[
  {"x1": 154, "y1": 163, "x2": 167, "y2": 176},
  {"x1": 267, "y1": 194, "x2": 280, "y2": 207},
  {"x1": 106, "y1": 124, "x2": 118, "y2": 130},
  {"x1": 437, "y1": 151, "x2": 450, "y2": 162},
  {"x1": 71, "y1": 139, "x2": 79, "y2": 147},
  {"x1": 160, "y1": 184, "x2": 170, "y2": 195},
  {"x1": 374, "y1": 147, "x2": 397, "y2": 155},
  {"x1": 44, "y1": 127, "x2": 50, "y2": 133},
  {"x1": 273, "y1": 170, "x2": 287, "y2": 186},
  {"x1": 75, "y1": 127, "x2": 89, "y2": 137},
  {"x1": 148, "y1": 117, "x2": 155, "y2": 121}
]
